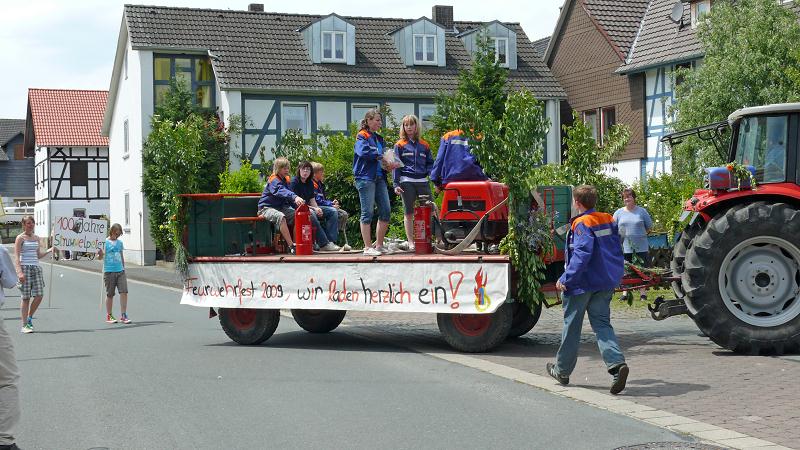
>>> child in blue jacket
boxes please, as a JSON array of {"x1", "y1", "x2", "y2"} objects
[
  {"x1": 258, "y1": 157, "x2": 305, "y2": 253},
  {"x1": 353, "y1": 109, "x2": 391, "y2": 256},
  {"x1": 430, "y1": 129, "x2": 488, "y2": 191},
  {"x1": 392, "y1": 114, "x2": 434, "y2": 249},
  {"x1": 547, "y1": 185, "x2": 629, "y2": 395}
]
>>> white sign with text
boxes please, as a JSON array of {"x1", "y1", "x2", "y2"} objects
[
  {"x1": 181, "y1": 261, "x2": 510, "y2": 314},
  {"x1": 52, "y1": 216, "x2": 107, "y2": 253}
]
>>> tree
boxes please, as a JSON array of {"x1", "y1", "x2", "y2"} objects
[
  {"x1": 671, "y1": 0, "x2": 800, "y2": 177},
  {"x1": 435, "y1": 30, "x2": 552, "y2": 308},
  {"x1": 142, "y1": 79, "x2": 240, "y2": 268}
]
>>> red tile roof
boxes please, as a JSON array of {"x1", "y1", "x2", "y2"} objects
[{"x1": 27, "y1": 89, "x2": 109, "y2": 147}]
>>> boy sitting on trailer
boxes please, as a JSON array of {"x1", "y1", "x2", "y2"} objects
[
  {"x1": 430, "y1": 129, "x2": 488, "y2": 193},
  {"x1": 258, "y1": 157, "x2": 305, "y2": 254},
  {"x1": 311, "y1": 162, "x2": 350, "y2": 250}
]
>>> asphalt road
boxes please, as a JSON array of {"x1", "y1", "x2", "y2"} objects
[{"x1": 3, "y1": 263, "x2": 694, "y2": 450}]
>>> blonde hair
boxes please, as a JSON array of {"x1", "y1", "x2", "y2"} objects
[
  {"x1": 272, "y1": 157, "x2": 290, "y2": 175},
  {"x1": 359, "y1": 109, "x2": 382, "y2": 131},
  {"x1": 110, "y1": 223, "x2": 123, "y2": 237},
  {"x1": 310, "y1": 162, "x2": 324, "y2": 173},
  {"x1": 21, "y1": 215, "x2": 34, "y2": 226},
  {"x1": 399, "y1": 115, "x2": 421, "y2": 142}
]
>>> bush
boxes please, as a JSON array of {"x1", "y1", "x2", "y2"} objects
[
  {"x1": 218, "y1": 160, "x2": 263, "y2": 194},
  {"x1": 632, "y1": 173, "x2": 700, "y2": 237}
]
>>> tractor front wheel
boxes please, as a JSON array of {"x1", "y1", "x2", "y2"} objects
[
  {"x1": 682, "y1": 202, "x2": 800, "y2": 354},
  {"x1": 437, "y1": 303, "x2": 513, "y2": 352}
]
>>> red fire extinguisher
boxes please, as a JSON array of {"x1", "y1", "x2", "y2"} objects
[
  {"x1": 294, "y1": 204, "x2": 313, "y2": 255},
  {"x1": 414, "y1": 196, "x2": 433, "y2": 254}
]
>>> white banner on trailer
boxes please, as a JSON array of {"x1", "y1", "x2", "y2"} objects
[{"x1": 181, "y1": 261, "x2": 510, "y2": 314}]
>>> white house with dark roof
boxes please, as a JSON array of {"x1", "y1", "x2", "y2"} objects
[{"x1": 101, "y1": 3, "x2": 566, "y2": 265}]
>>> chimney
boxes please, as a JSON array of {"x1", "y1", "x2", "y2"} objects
[
  {"x1": 432, "y1": 5, "x2": 454, "y2": 31},
  {"x1": 248, "y1": 3, "x2": 264, "y2": 12}
]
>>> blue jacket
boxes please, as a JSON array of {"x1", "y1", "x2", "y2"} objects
[
  {"x1": 558, "y1": 209, "x2": 625, "y2": 296},
  {"x1": 353, "y1": 129, "x2": 386, "y2": 181},
  {"x1": 430, "y1": 130, "x2": 488, "y2": 186},
  {"x1": 312, "y1": 179, "x2": 333, "y2": 207},
  {"x1": 257, "y1": 174, "x2": 297, "y2": 210},
  {"x1": 392, "y1": 138, "x2": 434, "y2": 183}
]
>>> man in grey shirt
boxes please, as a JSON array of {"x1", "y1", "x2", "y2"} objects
[{"x1": 0, "y1": 246, "x2": 21, "y2": 450}]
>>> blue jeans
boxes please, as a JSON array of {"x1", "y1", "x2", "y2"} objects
[
  {"x1": 555, "y1": 289, "x2": 625, "y2": 376},
  {"x1": 355, "y1": 178, "x2": 391, "y2": 224},
  {"x1": 318, "y1": 205, "x2": 339, "y2": 243},
  {"x1": 308, "y1": 211, "x2": 329, "y2": 247}
]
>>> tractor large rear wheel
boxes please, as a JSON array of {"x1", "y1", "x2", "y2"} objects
[
  {"x1": 682, "y1": 202, "x2": 800, "y2": 354},
  {"x1": 670, "y1": 223, "x2": 701, "y2": 299}
]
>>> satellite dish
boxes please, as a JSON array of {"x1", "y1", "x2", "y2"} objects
[{"x1": 669, "y1": 1, "x2": 684, "y2": 25}]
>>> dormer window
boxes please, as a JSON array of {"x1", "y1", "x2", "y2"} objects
[
  {"x1": 413, "y1": 34, "x2": 437, "y2": 64},
  {"x1": 322, "y1": 31, "x2": 346, "y2": 62},
  {"x1": 691, "y1": 0, "x2": 711, "y2": 28},
  {"x1": 299, "y1": 14, "x2": 356, "y2": 65},
  {"x1": 492, "y1": 37, "x2": 509, "y2": 67}
]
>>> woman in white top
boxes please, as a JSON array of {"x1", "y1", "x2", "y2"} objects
[{"x1": 14, "y1": 215, "x2": 55, "y2": 333}]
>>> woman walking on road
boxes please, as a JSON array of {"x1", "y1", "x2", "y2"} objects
[{"x1": 14, "y1": 215, "x2": 55, "y2": 333}]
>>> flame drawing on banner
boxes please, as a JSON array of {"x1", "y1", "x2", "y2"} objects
[{"x1": 474, "y1": 267, "x2": 491, "y2": 312}]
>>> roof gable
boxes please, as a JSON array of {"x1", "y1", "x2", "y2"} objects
[
  {"x1": 388, "y1": 17, "x2": 444, "y2": 36},
  {"x1": 25, "y1": 89, "x2": 109, "y2": 150},
  {"x1": 120, "y1": 5, "x2": 564, "y2": 99},
  {"x1": 0, "y1": 119, "x2": 25, "y2": 148},
  {"x1": 297, "y1": 12, "x2": 355, "y2": 32}
]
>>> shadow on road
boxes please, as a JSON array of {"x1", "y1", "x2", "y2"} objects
[
  {"x1": 17, "y1": 354, "x2": 93, "y2": 362},
  {"x1": 205, "y1": 330, "x2": 418, "y2": 354},
  {"x1": 32, "y1": 320, "x2": 173, "y2": 334},
  {"x1": 621, "y1": 378, "x2": 711, "y2": 397}
]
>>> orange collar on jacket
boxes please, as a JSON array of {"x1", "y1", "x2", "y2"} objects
[
  {"x1": 268, "y1": 174, "x2": 290, "y2": 184},
  {"x1": 358, "y1": 129, "x2": 372, "y2": 139},
  {"x1": 571, "y1": 211, "x2": 614, "y2": 231},
  {"x1": 396, "y1": 138, "x2": 430, "y2": 148}
]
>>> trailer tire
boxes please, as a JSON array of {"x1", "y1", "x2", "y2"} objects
[
  {"x1": 437, "y1": 303, "x2": 513, "y2": 352},
  {"x1": 682, "y1": 202, "x2": 800, "y2": 355},
  {"x1": 507, "y1": 301, "x2": 542, "y2": 338},
  {"x1": 219, "y1": 308, "x2": 280, "y2": 345},
  {"x1": 291, "y1": 309, "x2": 347, "y2": 333}
]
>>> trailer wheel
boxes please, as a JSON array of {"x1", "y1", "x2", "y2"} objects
[
  {"x1": 291, "y1": 309, "x2": 347, "y2": 333},
  {"x1": 218, "y1": 308, "x2": 280, "y2": 345},
  {"x1": 682, "y1": 202, "x2": 800, "y2": 354},
  {"x1": 437, "y1": 303, "x2": 513, "y2": 352},
  {"x1": 507, "y1": 301, "x2": 542, "y2": 338}
]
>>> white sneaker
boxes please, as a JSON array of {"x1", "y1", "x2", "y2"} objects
[
  {"x1": 340, "y1": 244, "x2": 352, "y2": 252},
  {"x1": 21, "y1": 325, "x2": 33, "y2": 334},
  {"x1": 319, "y1": 242, "x2": 341, "y2": 252},
  {"x1": 375, "y1": 245, "x2": 390, "y2": 254},
  {"x1": 363, "y1": 247, "x2": 382, "y2": 256}
]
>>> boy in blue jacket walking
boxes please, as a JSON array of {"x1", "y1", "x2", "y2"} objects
[{"x1": 547, "y1": 185, "x2": 629, "y2": 394}]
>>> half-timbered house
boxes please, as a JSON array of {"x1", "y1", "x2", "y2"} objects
[
  {"x1": 24, "y1": 89, "x2": 110, "y2": 237},
  {"x1": 101, "y1": 4, "x2": 566, "y2": 265}
]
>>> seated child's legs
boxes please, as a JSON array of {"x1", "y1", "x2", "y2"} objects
[
  {"x1": 320, "y1": 205, "x2": 339, "y2": 243},
  {"x1": 308, "y1": 212, "x2": 330, "y2": 247}
]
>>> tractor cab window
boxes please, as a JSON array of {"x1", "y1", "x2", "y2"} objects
[{"x1": 735, "y1": 115, "x2": 788, "y2": 183}]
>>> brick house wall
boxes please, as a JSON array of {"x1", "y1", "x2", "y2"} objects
[{"x1": 548, "y1": 4, "x2": 645, "y2": 161}]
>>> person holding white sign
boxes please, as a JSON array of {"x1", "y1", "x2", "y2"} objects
[
  {"x1": 14, "y1": 215, "x2": 55, "y2": 333},
  {"x1": 98, "y1": 223, "x2": 131, "y2": 324}
]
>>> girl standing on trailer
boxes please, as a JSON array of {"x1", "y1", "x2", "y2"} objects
[{"x1": 392, "y1": 114, "x2": 435, "y2": 251}]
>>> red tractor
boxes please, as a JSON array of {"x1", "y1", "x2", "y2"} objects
[{"x1": 664, "y1": 103, "x2": 800, "y2": 355}]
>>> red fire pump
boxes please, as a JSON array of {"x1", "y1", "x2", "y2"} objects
[{"x1": 435, "y1": 181, "x2": 509, "y2": 250}]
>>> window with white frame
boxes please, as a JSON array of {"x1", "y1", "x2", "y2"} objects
[
  {"x1": 282, "y1": 103, "x2": 310, "y2": 136},
  {"x1": 322, "y1": 31, "x2": 346, "y2": 62},
  {"x1": 123, "y1": 119, "x2": 129, "y2": 158},
  {"x1": 124, "y1": 192, "x2": 130, "y2": 227},
  {"x1": 691, "y1": 0, "x2": 711, "y2": 28},
  {"x1": 583, "y1": 110, "x2": 599, "y2": 142},
  {"x1": 492, "y1": 37, "x2": 509, "y2": 67},
  {"x1": 351, "y1": 103, "x2": 379, "y2": 125},
  {"x1": 418, "y1": 104, "x2": 437, "y2": 130},
  {"x1": 413, "y1": 34, "x2": 437, "y2": 64}
]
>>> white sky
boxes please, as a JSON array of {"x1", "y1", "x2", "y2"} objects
[{"x1": 0, "y1": 0, "x2": 564, "y2": 119}]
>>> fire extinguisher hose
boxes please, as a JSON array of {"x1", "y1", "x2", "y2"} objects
[{"x1": 433, "y1": 196, "x2": 509, "y2": 255}]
